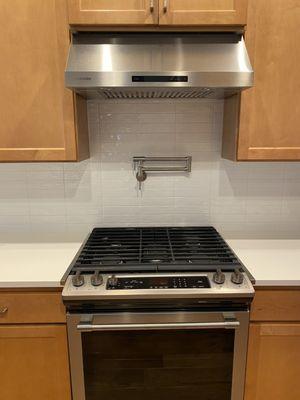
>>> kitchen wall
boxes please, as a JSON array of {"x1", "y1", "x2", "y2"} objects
[{"x1": 1, "y1": 98, "x2": 300, "y2": 242}]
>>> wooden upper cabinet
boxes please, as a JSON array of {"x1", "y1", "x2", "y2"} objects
[
  {"x1": 158, "y1": 0, "x2": 248, "y2": 25},
  {"x1": 223, "y1": 0, "x2": 300, "y2": 161},
  {"x1": 67, "y1": 0, "x2": 159, "y2": 25},
  {"x1": 0, "y1": 0, "x2": 89, "y2": 162}
]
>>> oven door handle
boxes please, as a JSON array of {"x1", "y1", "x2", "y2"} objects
[{"x1": 77, "y1": 320, "x2": 240, "y2": 332}]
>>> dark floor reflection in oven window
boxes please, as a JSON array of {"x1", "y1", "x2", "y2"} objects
[{"x1": 82, "y1": 329, "x2": 234, "y2": 400}]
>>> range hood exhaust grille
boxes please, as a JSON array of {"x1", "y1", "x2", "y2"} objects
[{"x1": 99, "y1": 88, "x2": 214, "y2": 100}]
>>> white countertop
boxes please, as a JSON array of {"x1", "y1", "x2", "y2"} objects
[
  {"x1": 0, "y1": 242, "x2": 82, "y2": 288},
  {"x1": 0, "y1": 240, "x2": 299, "y2": 288},
  {"x1": 227, "y1": 240, "x2": 300, "y2": 287}
]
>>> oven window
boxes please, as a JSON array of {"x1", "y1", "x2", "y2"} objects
[{"x1": 82, "y1": 329, "x2": 234, "y2": 400}]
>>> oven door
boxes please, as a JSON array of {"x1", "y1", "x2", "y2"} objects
[{"x1": 67, "y1": 311, "x2": 249, "y2": 400}]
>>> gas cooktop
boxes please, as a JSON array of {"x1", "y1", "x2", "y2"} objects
[
  {"x1": 62, "y1": 227, "x2": 254, "y2": 304},
  {"x1": 65, "y1": 227, "x2": 244, "y2": 273}
]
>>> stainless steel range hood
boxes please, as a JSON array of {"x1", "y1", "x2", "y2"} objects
[{"x1": 65, "y1": 33, "x2": 253, "y2": 100}]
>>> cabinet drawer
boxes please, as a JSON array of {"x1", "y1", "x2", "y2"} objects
[
  {"x1": 68, "y1": 0, "x2": 158, "y2": 25},
  {"x1": 0, "y1": 291, "x2": 66, "y2": 324},
  {"x1": 159, "y1": 0, "x2": 248, "y2": 26},
  {"x1": 250, "y1": 290, "x2": 300, "y2": 322}
]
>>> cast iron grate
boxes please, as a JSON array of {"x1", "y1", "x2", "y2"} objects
[{"x1": 72, "y1": 227, "x2": 242, "y2": 273}]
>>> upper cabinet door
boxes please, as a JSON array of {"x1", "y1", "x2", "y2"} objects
[
  {"x1": 158, "y1": 0, "x2": 248, "y2": 25},
  {"x1": 68, "y1": 0, "x2": 159, "y2": 25},
  {"x1": 236, "y1": 0, "x2": 300, "y2": 160},
  {"x1": 0, "y1": 0, "x2": 88, "y2": 162}
]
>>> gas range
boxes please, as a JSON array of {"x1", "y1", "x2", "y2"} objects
[{"x1": 62, "y1": 227, "x2": 254, "y2": 306}]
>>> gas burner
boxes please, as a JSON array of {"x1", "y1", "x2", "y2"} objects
[
  {"x1": 110, "y1": 243, "x2": 122, "y2": 248},
  {"x1": 99, "y1": 256, "x2": 124, "y2": 265}
]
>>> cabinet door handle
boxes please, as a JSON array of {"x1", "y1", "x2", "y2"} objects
[
  {"x1": 150, "y1": 0, "x2": 154, "y2": 12},
  {"x1": 0, "y1": 307, "x2": 8, "y2": 315},
  {"x1": 163, "y1": 0, "x2": 168, "y2": 12}
]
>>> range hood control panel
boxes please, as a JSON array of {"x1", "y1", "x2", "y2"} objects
[{"x1": 132, "y1": 75, "x2": 188, "y2": 82}]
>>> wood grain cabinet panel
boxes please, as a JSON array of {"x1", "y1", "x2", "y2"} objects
[
  {"x1": 0, "y1": 0, "x2": 89, "y2": 162},
  {"x1": 250, "y1": 289, "x2": 300, "y2": 322},
  {"x1": 245, "y1": 323, "x2": 300, "y2": 400},
  {"x1": 0, "y1": 325, "x2": 71, "y2": 400},
  {"x1": 222, "y1": 0, "x2": 300, "y2": 160},
  {"x1": 67, "y1": 0, "x2": 159, "y2": 25},
  {"x1": 0, "y1": 291, "x2": 66, "y2": 324},
  {"x1": 158, "y1": 0, "x2": 248, "y2": 25}
]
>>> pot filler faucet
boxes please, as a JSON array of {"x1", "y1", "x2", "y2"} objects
[{"x1": 133, "y1": 156, "x2": 192, "y2": 190}]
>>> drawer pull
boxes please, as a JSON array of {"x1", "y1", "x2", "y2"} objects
[{"x1": 0, "y1": 307, "x2": 8, "y2": 315}]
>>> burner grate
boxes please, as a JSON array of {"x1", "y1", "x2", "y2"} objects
[{"x1": 73, "y1": 227, "x2": 242, "y2": 273}]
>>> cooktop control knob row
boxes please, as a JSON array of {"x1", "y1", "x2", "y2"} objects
[
  {"x1": 72, "y1": 271, "x2": 85, "y2": 287},
  {"x1": 213, "y1": 268, "x2": 225, "y2": 285},
  {"x1": 231, "y1": 269, "x2": 244, "y2": 285}
]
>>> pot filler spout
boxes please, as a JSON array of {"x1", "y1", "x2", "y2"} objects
[{"x1": 65, "y1": 32, "x2": 254, "y2": 100}]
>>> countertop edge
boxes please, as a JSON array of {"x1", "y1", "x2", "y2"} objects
[
  {"x1": 0, "y1": 281, "x2": 63, "y2": 289},
  {"x1": 1, "y1": 280, "x2": 300, "y2": 290},
  {"x1": 254, "y1": 280, "x2": 300, "y2": 287}
]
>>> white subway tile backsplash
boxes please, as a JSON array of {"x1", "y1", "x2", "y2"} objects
[
  {"x1": 248, "y1": 163, "x2": 285, "y2": 180},
  {"x1": 176, "y1": 122, "x2": 214, "y2": 135},
  {"x1": 29, "y1": 200, "x2": 66, "y2": 217},
  {"x1": 284, "y1": 163, "x2": 300, "y2": 180},
  {"x1": 1, "y1": 98, "x2": 300, "y2": 241},
  {"x1": 175, "y1": 101, "x2": 213, "y2": 115}
]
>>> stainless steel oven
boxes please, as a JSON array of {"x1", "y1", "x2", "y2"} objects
[
  {"x1": 63, "y1": 228, "x2": 254, "y2": 400},
  {"x1": 67, "y1": 309, "x2": 250, "y2": 400}
]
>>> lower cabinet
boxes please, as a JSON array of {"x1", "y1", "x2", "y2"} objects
[
  {"x1": 0, "y1": 291, "x2": 71, "y2": 400},
  {"x1": 245, "y1": 289, "x2": 300, "y2": 400},
  {"x1": 245, "y1": 323, "x2": 300, "y2": 400}
]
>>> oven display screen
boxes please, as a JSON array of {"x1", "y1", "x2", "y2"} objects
[{"x1": 149, "y1": 277, "x2": 169, "y2": 286}]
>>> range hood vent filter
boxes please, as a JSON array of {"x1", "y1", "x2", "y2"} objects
[{"x1": 99, "y1": 88, "x2": 214, "y2": 100}]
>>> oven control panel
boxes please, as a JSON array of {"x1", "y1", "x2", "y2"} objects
[{"x1": 106, "y1": 276, "x2": 211, "y2": 290}]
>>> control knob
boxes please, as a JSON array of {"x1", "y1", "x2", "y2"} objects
[
  {"x1": 231, "y1": 268, "x2": 244, "y2": 285},
  {"x1": 91, "y1": 271, "x2": 103, "y2": 287},
  {"x1": 213, "y1": 268, "x2": 225, "y2": 285},
  {"x1": 107, "y1": 274, "x2": 118, "y2": 288},
  {"x1": 72, "y1": 271, "x2": 84, "y2": 287}
]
